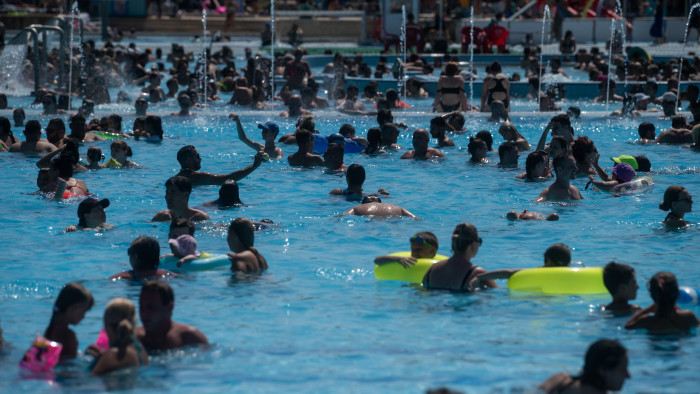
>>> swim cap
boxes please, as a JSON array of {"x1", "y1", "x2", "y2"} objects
[
  {"x1": 610, "y1": 155, "x2": 638, "y2": 170},
  {"x1": 612, "y1": 163, "x2": 635, "y2": 183}
]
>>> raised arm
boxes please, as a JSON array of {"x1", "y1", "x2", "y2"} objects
[
  {"x1": 536, "y1": 122, "x2": 553, "y2": 152},
  {"x1": 191, "y1": 151, "x2": 266, "y2": 185},
  {"x1": 36, "y1": 147, "x2": 64, "y2": 169},
  {"x1": 230, "y1": 114, "x2": 264, "y2": 152}
]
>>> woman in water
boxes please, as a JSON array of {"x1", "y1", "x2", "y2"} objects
[
  {"x1": 107, "y1": 140, "x2": 139, "y2": 168},
  {"x1": 433, "y1": 62, "x2": 467, "y2": 112},
  {"x1": 481, "y1": 60, "x2": 510, "y2": 113},
  {"x1": 625, "y1": 271, "x2": 700, "y2": 332},
  {"x1": 498, "y1": 121, "x2": 530, "y2": 152},
  {"x1": 44, "y1": 282, "x2": 94, "y2": 360},
  {"x1": 227, "y1": 218, "x2": 268, "y2": 273},
  {"x1": 659, "y1": 185, "x2": 693, "y2": 228},
  {"x1": 422, "y1": 223, "x2": 496, "y2": 291},
  {"x1": 539, "y1": 339, "x2": 630, "y2": 393},
  {"x1": 90, "y1": 298, "x2": 149, "y2": 375}
]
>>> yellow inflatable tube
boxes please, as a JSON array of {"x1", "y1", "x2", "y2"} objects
[
  {"x1": 374, "y1": 251, "x2": 448, "y2": 284},
  {"x1": 507, "y1": 267, "x2": 607, "y2": 294}
]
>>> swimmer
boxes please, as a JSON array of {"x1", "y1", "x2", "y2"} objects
[
  {"x1": 374, "y1": 232, "x2": 438, "y2": 268},
  {"x1": 471, "y1": 242, "x2": 569, "y2": 286},
  {"x1": 516, "y1": 150, "x2": 551, "y2": 181},
  {"x1": 379, "y1": 123, "x2": 402, "y2": 150},
  {"x1": 497, "y1": 142, "x2": 519, "y2": 167},
  {"x1": 506, "y1": 209, "x2": 559, "y2": 221},
  {"x1": 169, "y1": 217, "x2": 195, "y2": 239},
  {"x1": 8, "y1": 120, "x2": 58, "y2": 154},
  {"x1": 330, "y1": 163, "x2": 389, "y2": 200},
  {"x1": 66, "y1": 198, "x2": 113, "y2": 232},
  {"x1": 279, "y1": 95, "x2": 312, "y2": 118},
  {"x1": 13, "y1": 108, "x2": 25, "y2": 127},
  {"x1": 135, "y1": 280, "x2": 209, "y2": 352},
  {"x1": 602, "y1": 262, "x2": 641, "y2": 314},
  {"x1": 535, "y1": 155, "x2": 583, "y2": 202},
  {"x1": 625, "y1": 271, "x2": 700, "y2": 332},
  {"x1": 429, "y1": 116, "x2": 455, "y2": 147},
  {"x1": 338, "y1": 124, "x2": 368, "y2": 147},
  {"x1": 89, "y1": 298, "x2": 149, "y2": 375},
  {"x1": 45, "y1": 119, "x2": 66, "y2": 149},
  {"x1": 172, "y1": 93, "x2": 195, "y2": 116},
  {"x1": 467, "y1": 137, "x2": 489, "y2": 164},
  {"x1": 498, "y1": 121, "x2": 530, "y2": 151},
  {"x1": 535, "y1": 114, "x2": 575, "y2": 154},
  {"x1": 362, "y1": 127, "x2": 387, "y2": 155},
  {"x1": 487, "y1": 99, "x2": 509, "y2": 122},
  {"x1": 110, "y1": 236, "x2": 177, "y2": 280},
  {"x1": 162, "y1": 234, "x2": 201, "y2": 267},
  {"x1": 152, "y1": 176, "x2": 210, "y2": 222},
  {"x1": 108, "y1": 140, "x2": 139, "y2": 167},
  {"x1": 201, "y1": 179, "x2": 246, "y2": 208},
  {"x1": 342, "y1": 196, "x2": 417, "y2": 217},
  {"x1": 227, "y1": 218, "x2": 269, "y2": 273},
  {"x1": 288, "y1": 128, "x2": 324, "y2": 167},
  {"x1": 587, "y1": 156, "x2": 636, "y2": 191},
  {"x1": 656, "y1": 115, "x2": 692, "y2": 144},
  {"x1": 0, "y1": 116, "x2": 18, "y2": 147},
  {"x1": 422, "y1": 223, "x2": 496, "y2": 291},
  {"x1": 230, "y1": 114, "x2": 283, "y2": 159},
  {"x1": 659, "y1": 91, "x2": 678, "y2": 117},
  {"x1": 323, "y1": 143, "x2": 349, "y2": 172},
  {"x1": 67, "y1": 114, "x2": 104, "y2": 142},
  {"x1": 40, "y1": 155, "x2": 90, "y2": 201},
  {"x1": 176, "y1": 145, "x2": 265, "y2": 186},
  {"x1": 85, "y1": 146, "x2": 105, "y2": 170},
  {"x1": 401, "y1": 129, "x2": 445, "y2": 159},
  {"x1": 659, "y1": 185, "x2": 693, "y2": 228},
  {"x1": 539, "y1": 339, "x2": 630, "y2": 393},
  {"x1": 682, "y1": 124, "x2": 700, "y2": 150},
  {"x1": 571, "y1": 136, "x2": 597, "y2": 176},
  {"x1": 44, "y1": 282, "x2": 94, "y2": 360}
]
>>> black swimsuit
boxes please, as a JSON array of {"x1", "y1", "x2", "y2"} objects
[
  {"x1": 437, "y1": 87, "x2": 464, "y2": 112},
  {"x1": 486, "y1": 76, "x2": 509, "y2": 109},
  {"x1": 424, "y1": 262, "x2": 477, "y2": 291}
]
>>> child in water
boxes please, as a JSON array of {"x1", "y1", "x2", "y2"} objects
[
  {"x1": 625, "y1": 271, "x2": 700, "y2": 332},
  {"x1": 227, "y1": 218, "x2": 268, "y2": 273},
  {"x1": 162, "y1": 234, "x2": 201, "y2": 268},
  {"x1": 659, "y1": 185, "x2": 693, "y2": 228},
  {"x1": 44, "y1": 282, "x2": 94, "y2": 360},
  {"x1": 374, "y1": 232, "x2": 439, "y2": 268},
  {"x1": 90, "y1": 298, "x2": 149, "y2": 375},
  {"x1": 602, "y1": 262, "x2": 641, "y2": 314}
]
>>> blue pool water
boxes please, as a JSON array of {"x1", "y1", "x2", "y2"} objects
[{"x1": 1, "y1": 94, "x2": 699, "y2": 392}]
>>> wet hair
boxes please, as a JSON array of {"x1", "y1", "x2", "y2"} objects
[
  {"x1": 219, "y1": 179, "x2": 242, "y2": 206},
  {"x1": 467, "y1": 137, "x2": 487, "y2": 155},
  {"x1": 566, "y1": 106, "x2": 581, "y2": 119},
  {"x1": 580, "y1": 339, "x2": 628, "y2": 390},
  {"x1": 385, "y1": 89, "x2": 399, "y2": 102},
  {"x1": 445, "y1": 62, "x2": 459, "y2": 76},
  {"x1": 430, "y1": 116, "x2": 447, "y2": 129},
  {"x1": 475, "y1": 130, "x2": 493, "y2": 150},
  {"x1": 128, "y1": 235, "x2": 161, "y2": 271},
  {"x1": 165, "y1": 175, "x2": 192, "y2": 194},
  {"x1": 553, "y1": 155, "x2": 576, "y2": 174},
  {"x1": 365, "y1": 127, "x2": 381, "y2": 153},
  {"x1": 449, "y1": 113, "x2": 466, "y2": 130},
  {"x1": 346, "y1": 163, "x2": 366, "y2": 186},
  {"x1": 0, "y1": 116, "x2": 12, "y2": 138},
  {"x1": 103, "y1": 298, "x2": 137, "y2": 349},
  {"x1": 339, "y1": 124, "x2": 355, "y2": 138},
  {"x1": 451, "y1": 222, "x2": 480, "y2": 254},
  {"x1": 659, "y1": 185, "x2": 688, "y2": 211},
  {"x1": 44, "y1": 282, "x2": 94, "y2": 338},
  {"x1": 498, "y1": 141, "x2": 518, "y2": 162},
  {"x1": 525, "y1": 150, "x2": 548, "y2": 179},
  {"x1": 295, "y1": 128, "x2": 313, "y2": 146},
  {"x1": 51, "y1": 155, "x2": 74, "y2": 178},
  {"x1": 414, "y1": 231, "x2": 439, "y2": 250},
  {"x1": 489, "y1": 60, "x2": 502, "y2": 73},
  {"x1": 638, "y1": 122, "x2": 655, "y2": 139},
  {"x1": 145, "y1": 115, "x2": 164, "y2": 138},
  {"x1": 108, "y1": 114, "x2": 123, "y2": 132},
  {"x1": 603, "y1": 262, "x2": 635, "y2": 296},
  {"x1": 571, "y1": 136, "x2": 595, "y2": 163},
  {"x1": 177, "y1": 145, "x2": 197, "y2": 167},
  {"x1": 550, "y1": 135, "x2": 569, "y2": 156},
  {"x1": 634, "y1": 155, "x2": 651, "y2": 172},
  {"x1": 648, "y1": 271, "x2": 680, "y2": 316},
  {"x1": 170, "y1": 217, "x2": 195, "y2": 237},
  {"x1": 141, "y1": 280, "x2": 174, "y2": 306},
  {"x1": 550, "y1": 114, "x2": 572, "y2": 130},
  {"x1": 671, "y1": 115, "x2": 686, "y2": 129},
  {"x1": 544, "y1": 243, "x2": 571, "y2": 266},
  {"x1": 61, "y1": 138, "x2": 81, "y2": 165},
  {"x1": 325, "y1": 142, "x2": 344, "y2": 157},
  {"x1": 228, "y1": 218, "x2": 267, "y2": 268}
]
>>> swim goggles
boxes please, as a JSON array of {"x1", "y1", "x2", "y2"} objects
[{"x1": 410, "y1": 236, "x2": 436, "y2": 249}]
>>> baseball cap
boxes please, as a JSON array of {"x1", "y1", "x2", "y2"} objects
[
  {"x1": 258, "y1": 121, "x2": 280, "y2": 134},
  {"x1": 610, "y1": 155, "x2": 639, "y2": 170}
]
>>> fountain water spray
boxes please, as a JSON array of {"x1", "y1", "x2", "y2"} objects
[
  {"x1": 675, "y1": 3, "x2": 700, "y2": 112},
  {"x1": 270, "y1": 0, "x2": 275, "y2": 104},
  {"x1": 201, "y1": 8, "x2": 207, "y2": 108},
  {"x1": 538, "y1": 5, "x2": 550, "y2": 109},
  {"x1": 398, "y1": 5, "x2": 407, "y2": 103},
  {"x1": 469, "y1": 5, "x2": 474, "y2": 117},
  {"x1": 67, "y1": 1, "x2": 79, "y2": 110}
]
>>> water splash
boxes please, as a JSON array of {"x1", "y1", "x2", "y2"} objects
[
  {"x1": 270, "y1": 0, "x2": 275, "y2": 106},
  {"x1": 676, "y1": 3, "x2": 700, "y2": 111},
  {"x1": 67, "y1": 1, "x2": 79, "y2": 109},
  {"x1": 0, "y1": 45, "x2": 30, "y2": 95},
  {"x1": 538, "y1": 5, "x2": 550, "y2": 109},
  {"x1": 606, "y1": 1, "x2": 625, "y2": 112},
  {"x1": 469, "y1": 5, "x2": 474, "y2": 117}
]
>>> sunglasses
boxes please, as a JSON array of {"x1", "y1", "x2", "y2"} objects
[{"x1": 410, "y1": 236, "x2": 436, "y2": 249}]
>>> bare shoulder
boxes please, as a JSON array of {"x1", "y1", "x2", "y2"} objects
[
  {"x1": 151, "y1": 210, "x2": 172, "y2": 222},
  {"x1": 539, "y1": 372, "x2": 575, "y2": 393}
]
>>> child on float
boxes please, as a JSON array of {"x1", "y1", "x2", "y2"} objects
[
  {"x1": 227, "y1": 217, "x2": 268, "y2": 273},
  {"x1": 587, "y1": 154, "x2": 636, "y2": 191},
  {"x1": 89, "y1": 298, "x2": 149, "y2": 375},
  {"x1": 329, "y1": 164, "x2": 389, "y2": 201},
  {"x1": 602, "y1": 262, "x2": 640, "y2": 314},
  {"x1": 162, "y1": 234, "x2": 201, "y2": 268},
  {"x1": 44, "y1": 282, "x2": 94, "y2": 360},
  {"x1": 539, "y1": 339, "x2": 630, "y2": 393},
  {"x1": 659, "y1": 185, "x2": 693, "y2": 228},
  {"x1": 625, "y1": 271, "x2": 700, "y2": 332},
  {"x1": 470, "y1": 243, "x2": 571, "y2": 286},
  {"x1": 169, "y1": 217, "x2": 195, "y2": 239},
  {"x1": 374, "y1": 232, "x2": 439, "y2": 268}
]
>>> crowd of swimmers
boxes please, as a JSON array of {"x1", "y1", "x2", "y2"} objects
[{"x1": 0, "y1": 39, "x2": 698, "y2": 391}]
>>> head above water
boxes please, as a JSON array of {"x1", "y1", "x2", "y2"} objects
[
  {"x1": 451, "y1": 222, "x2": 481, "y2": 254},
  {"x1": 543, "y1": 243, "x2": 571, "y2": 267},
  {"x1": 580, "y1": 339, "x2": 629, "y2": 392},
  {"x1": 128, "y1": 235, "x2": 161, "y2": 271}
]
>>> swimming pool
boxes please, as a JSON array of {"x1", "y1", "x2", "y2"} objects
[{"x1": 1, "y1": 93, "x2": 699, "y2": 392}]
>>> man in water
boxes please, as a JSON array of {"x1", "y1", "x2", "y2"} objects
[
  {"x1": 176, "y1": 145, "x2": 266, "y2": 186},
  {"x1": 9, "y1": 120, "x2": 58, "y2": 154},
  {"x1": 67, "y1": 114, "x2": 105, "y2": 142},
  {"x1": 343, "y1": 196, "x2": 417, "y2": 217},
  {"x1": 401, "y1": 129, "x2": 445, "y2": 159},
  {"x1": 152, "y1": 176, "x2": 210, "y2": 222},
  {"x1": 656, "y1": 115, "x2": 692, "y2": 144},
  {"x1": 535, "y1": 155, "x2": 583, "y2": 202},
  {"x1": 136, "y1": 280, "x2": 209, "y2": 352},
  {"x1": 288, "y1": 128, "x2": 324, "y2": 167}
]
